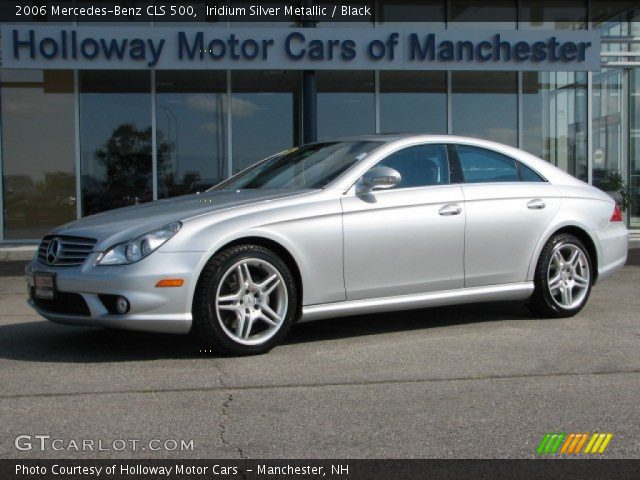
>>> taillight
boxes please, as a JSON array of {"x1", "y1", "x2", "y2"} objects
[{"x1": 610, "y1": 204, "x2": 623, "y2": 222}]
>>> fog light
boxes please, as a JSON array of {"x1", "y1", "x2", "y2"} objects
[{"x1": 116, "y1": 296, "x2": 130, "y2": 314}]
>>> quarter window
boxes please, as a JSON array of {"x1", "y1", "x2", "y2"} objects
[
  {"x1": 516, "y1": 161, "x2": 546, "y2": 182},
  {"x1": 456, "y1": 145, "x2": 520, "y2": 183},
  {"x1": 377, "y1": 144, "x2": 450, "y2": 189},
  {"x1": 517, "y1": 161, "x2": 546, "y2": 182}
]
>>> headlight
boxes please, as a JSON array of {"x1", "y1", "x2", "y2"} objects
[{"x1": 97, "y1": 222, "x2": 182, "y2": 266}]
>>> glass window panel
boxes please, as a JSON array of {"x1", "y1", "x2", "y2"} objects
[
  {"x1": 79, "y1": 70, "x2": 152, "y2": 216},
  {"x1": 378, "y1": 144, "x2": 450, "y2": 188},
  {"x1": 519, "y1": 0, "x2": 587, "y2": 30},
  {"x1": 591, "y1": 0, "x2": 637, "y2": 28},
  {"x1": 1, "y1": 69, "x2": 76, "y2": 239},
  {"x1": 457, "y1": 145, "x2": 519, "y2": 183},
  {"x1": 380, "y1": 71, "x2": 446, "y2": 134},
  {"x1": 451, "y1": 72, "x2": 517, "y2": 146},
  {"x1": 156, "y1": 71, "x2": 227, "y2": 197},
  {"x1": 317, "y1": 71, "x2": 375, "y2": 141},
  {"x1": 449, "y1": 0, "x2": 516, "y2": 29},
  {"x1": 217, "y1": 141, "x2": 381, "y2": 190},
  {"x1": 522, "y1": 72, "x2": 588, "y2": 181},
  {"x1": 231, "y1": 71, "x2": 298, "y2": 173}
]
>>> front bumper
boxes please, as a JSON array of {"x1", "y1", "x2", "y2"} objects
[{"x1": 25, "y1": 251, "x2": 205, "y2": 334}]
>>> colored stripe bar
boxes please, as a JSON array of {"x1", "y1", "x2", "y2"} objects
[
  {"x1": 584, "y1": 433, "x2": 599, "y2": 453},
  {"x1": 567, "y1": 434, "x2": 583, "y2": 453},
  {"x1": 539, "y1": 432, "x2": 612, "y2": 454},
  {"x1": 537, "y1": 433, "x2": 566, "y2": 454},
  {"x1": 573, "y1": 433, "x2": 589, "y2": 453},
  {"x1": 547, "y1": 433, "x2": 566, "y2": 453},
  {"x1": 591, "y1": 433, "x2": 607, "y2": 453},
  {"x1": 537, "y1": 434, "x2": 552, "y2": 454},
  {"x1": 560, "y1": 434, "x2": 575, "y2": 453},
  {"x1": 598, "y1": 434, "x2": 613, "y2": 453}
]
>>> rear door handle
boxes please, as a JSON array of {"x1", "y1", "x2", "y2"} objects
[
  {"x1": 527, "y1": 199, "x2": 546, "y2": 210},
  {"x1": 439, "y1": 204, "x2": 462, "y2": 216}
]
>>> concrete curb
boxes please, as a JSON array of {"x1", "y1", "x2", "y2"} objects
[{"x1": 0, "y1": 245, "x2": 37, "y2": 262}]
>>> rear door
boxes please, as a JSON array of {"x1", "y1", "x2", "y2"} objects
[{"x1": 451, "y1": 144, "x2": 562, "y2": 287}]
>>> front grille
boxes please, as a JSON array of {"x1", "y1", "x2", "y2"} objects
[
  {"x1": 38, "y1": 235, "x2": 97, "y2": 266},
  {"x1": 30, "y1": 289, "x2": 91, "y2": 316}
]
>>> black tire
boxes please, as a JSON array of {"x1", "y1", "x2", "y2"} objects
[
  {"x1": 191, "y1": 244, "x2": 298, "y2": 355},
  {"x1": 528, "y1": 233, "x2": 593, "y2": 318}
]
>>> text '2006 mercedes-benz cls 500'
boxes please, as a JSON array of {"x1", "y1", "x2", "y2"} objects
[{"x1": 26, "y1": 135, "x2": 628, "y2": 355}]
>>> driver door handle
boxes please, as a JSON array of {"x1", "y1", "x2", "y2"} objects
[
  {"x1": 527, "y1": 199, "x2": 546, "y2": 210},
  {"x1": 439, "y1": 204, "x2": 462, "y2": 216}
]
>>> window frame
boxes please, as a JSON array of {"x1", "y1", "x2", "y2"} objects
[
  {"x1": 448, "y1": 144, "x2": 547, "y2": 185},
  {"x1": 371, "y1": 143, "x2": 455, "y2": 191},
  {"x1": 515, "y1": 160, "x2": 548, "y2": 183}
]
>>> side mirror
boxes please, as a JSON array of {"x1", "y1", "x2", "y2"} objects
[{"x1": 357, "y1": 166, "x2": 401, "y2": 194}]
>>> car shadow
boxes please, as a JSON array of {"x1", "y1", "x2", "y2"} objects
[{"x1": 0, "y1": 301, "x2": 532, "y2": 363}]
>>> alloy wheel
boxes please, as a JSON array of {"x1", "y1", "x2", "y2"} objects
[
  {"x1": 215, "y1": 258, "x2": 288, "y2": 345},
  {"x1": 546, "y1": 242, "x2": 590, "y2": 310}
]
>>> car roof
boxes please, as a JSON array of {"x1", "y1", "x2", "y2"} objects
[{"x1": 319, "y1": 133, "x2": 508, "y2": 145}]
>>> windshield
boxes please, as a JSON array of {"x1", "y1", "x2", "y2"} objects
[{"x1": 213, "y1": 141, "x2": 381, "y2": 190}]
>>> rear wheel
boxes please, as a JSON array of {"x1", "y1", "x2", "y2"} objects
[
  {"x1": 192, "y1": 244, "x2": 298, "y2": 355},
  {"x1": 528, "y1": 233, "x2": 593, "y2": 318}
]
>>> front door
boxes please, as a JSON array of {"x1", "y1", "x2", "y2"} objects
[{"x1": 341, "y1": 143, "x2": 466, "y2": 300}]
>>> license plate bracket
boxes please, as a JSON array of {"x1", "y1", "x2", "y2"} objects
[{"x1": 34, "y1": 272, "x2": 57, "y2": 300}]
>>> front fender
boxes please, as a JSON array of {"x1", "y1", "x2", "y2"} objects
[{"x1": 178, "y1": 196, "x2": 346, "y2": 311}]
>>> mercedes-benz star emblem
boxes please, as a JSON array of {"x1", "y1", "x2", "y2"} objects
[{"x1": 46, "y1": 238, "x2": 61, "y2": 265}]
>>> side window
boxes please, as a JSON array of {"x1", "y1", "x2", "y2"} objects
[
  {"x1": 377, "y1": 144, "x2": 450, "y2": 189},
  {"x1": 517, "y1": 161, "x2": 546, "y2": 182},
  {"x1": 456, "y1": 145, "x2": 519, "y2": 183}
]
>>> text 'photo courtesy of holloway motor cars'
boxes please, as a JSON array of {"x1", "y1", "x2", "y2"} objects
[{"x1": 25, "y1": 135, "x2": 628, "y2": 355}]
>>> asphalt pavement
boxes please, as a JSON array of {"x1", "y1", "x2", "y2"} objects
[{"x1": 0, "y1": 253, "x2": 638, "y2": 459}]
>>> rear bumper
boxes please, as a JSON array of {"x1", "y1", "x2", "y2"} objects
[
  {"x1": 593, "y1": 222, "x2": 628, "y2": 284},
  {"x1": 25, "y1": 251, "x2": 204, "y2": 334}
]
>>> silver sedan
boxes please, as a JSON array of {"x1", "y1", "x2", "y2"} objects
[{"x1": 26, "y1": 135, "x2": 629, "y2": 355}]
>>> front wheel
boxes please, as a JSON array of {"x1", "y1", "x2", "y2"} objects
[
  {"x1": 192, "y1": 245, "x2": 298, "y2": 355},
  {"x1": 528, "y1": 233, "x2": 593, "y2": 318}
]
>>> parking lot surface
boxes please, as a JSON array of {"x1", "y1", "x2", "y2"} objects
[{"x1": 0, "y1": 254, "x2": 638, "y2": 459}]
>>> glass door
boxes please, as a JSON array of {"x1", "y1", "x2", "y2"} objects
[
  {"x1": 631, "y1": 69, "x2": 640, "y2": 228},
  {"x1": 592, "y1": 69, "x2": 626, "y2": 214}
]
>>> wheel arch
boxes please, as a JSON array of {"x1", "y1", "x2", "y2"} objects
[
  {"x1": 530, "y1": 225, "x2": 599, "y2": 283},
  {"x1": 198, "y1": 236, "x2": 304, "y2": 320}
]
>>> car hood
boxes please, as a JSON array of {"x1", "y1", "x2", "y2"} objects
[{"x1": 50, "y1": 189, "x2": 313, "y2": 249}]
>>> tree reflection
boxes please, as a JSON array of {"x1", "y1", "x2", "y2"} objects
[
  {"x1": 4, "y1": 172, "x2": 76, "y2": 236},
  {"x1": 82, "y1": 123, "x2": 169, "y2": 216}
]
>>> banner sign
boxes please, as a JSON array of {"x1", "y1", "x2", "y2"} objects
[{"x1": 2, "y1": 25, "x2": 601, "y2": 71}]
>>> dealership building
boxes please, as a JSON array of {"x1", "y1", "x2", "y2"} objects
[{"x1": 0, "y1": 1, "x2": 639, "y2": 243}]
